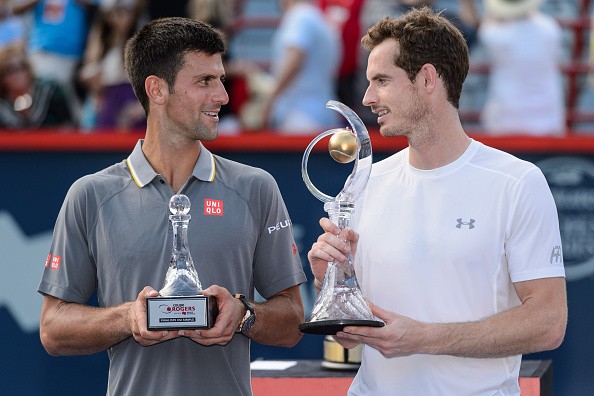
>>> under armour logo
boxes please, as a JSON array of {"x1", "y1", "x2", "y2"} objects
[
  {"x1": 550, "y1": 246, "x2": 562, "y2": 264},
  {"x1": 456, "y1": 218, "x2": 475, "y2": 229}
]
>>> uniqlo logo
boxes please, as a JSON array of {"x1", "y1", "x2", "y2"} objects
[
  {"x1": 49, "y1": 255, "x2": 62, "y2": 270},
  {"x1": 204, "y1": 199, "x2": 223, "y2": 216},
  {"x1": 45, "y1": 254, "x2": 52, "y2": 268}
]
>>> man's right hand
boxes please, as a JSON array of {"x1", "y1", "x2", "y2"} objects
[
  {"x1": 307, "y1": 217, "x2": 359, "y2": 285},
  {"x1": 129, "y1": 286, "x2": 180, "y2": 346}
]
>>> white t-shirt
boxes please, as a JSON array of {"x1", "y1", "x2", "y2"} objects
[
  {"x1": 350, "y1": 140, "x2": 565, "y2": 395},
  {"x1": 479, "y1": 13, "x2": 565, "y2": 136}
]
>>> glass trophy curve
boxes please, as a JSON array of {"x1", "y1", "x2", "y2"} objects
[{"x1": 299, "y1": 100, "x2": 384, "y2": 335}]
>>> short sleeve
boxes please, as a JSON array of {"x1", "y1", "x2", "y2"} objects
[{"x1": 506, "y1": 168, "x2": 565, "y2": 282}]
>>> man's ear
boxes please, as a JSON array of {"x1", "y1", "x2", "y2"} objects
[
  {"x1": 145, "y1": 75, "x2": 167, "y2": 105},
  {"x1": 418, "y1": 63, "x2": 437, "y2": 93}
]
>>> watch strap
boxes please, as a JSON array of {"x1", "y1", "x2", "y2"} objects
[{"x1": 234, "y1": 294, "x2": 255, "y2": 335}]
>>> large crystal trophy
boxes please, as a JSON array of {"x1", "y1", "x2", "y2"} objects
[
  {"x1": 299, "y1": 100, "x2": 384, "y2": 335},
  {"x1": 147, "y1": 194, "x2": 217, "y2": 330}
]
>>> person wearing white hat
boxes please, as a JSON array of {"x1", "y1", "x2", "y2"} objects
[{"x1": 479, "y1": 0, "x2": 565, "y2": 136}]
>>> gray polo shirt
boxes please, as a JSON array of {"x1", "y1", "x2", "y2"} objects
[{"x1": 38, "y1": 140, "x2": 306, "y2": 395}]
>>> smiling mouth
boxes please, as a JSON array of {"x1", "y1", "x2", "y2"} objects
[
  {"x1": 203, "y1": 111, "x2": 219, "y2": 119},
  {"x1": 376, "y1": 109, "x2": 389, "y2": 124}
]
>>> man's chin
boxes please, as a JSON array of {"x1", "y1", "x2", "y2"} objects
[
  {"x1": 378, "y1": 125, "x2": 393, "y2": 137},
  {"x1": 379, "y1": 126, "x2": 405, "y2": 138},
  {"x1": 197, "y1": 128, "x2": 218, "y2": 142}
]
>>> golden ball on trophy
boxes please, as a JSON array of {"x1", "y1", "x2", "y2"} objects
[{"x1": 328, "y1": 128, "x2": 357, "y2": 163}]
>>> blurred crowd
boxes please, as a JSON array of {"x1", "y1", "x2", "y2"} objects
[{"x1": 0, "y1": 0, "x2": 586, "y2": 135}]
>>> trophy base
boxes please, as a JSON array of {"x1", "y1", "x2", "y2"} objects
[
  {"x1": 298, "y1": 319, "x2": 384, "y2": 335},
  {"x1": 146, "y1": 295, "x2": 218, "y2": 331}
]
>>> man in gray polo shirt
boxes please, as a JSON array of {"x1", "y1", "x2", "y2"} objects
[{"x1": 37, "y1": 17, "x2": 306, "y2": 395}]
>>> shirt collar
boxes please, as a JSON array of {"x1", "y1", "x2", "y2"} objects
[{"x1": 126, "y1": 139, "x2": 216, "y2": 188}]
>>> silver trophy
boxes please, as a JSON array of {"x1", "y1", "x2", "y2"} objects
[
  {"x1": 147, "y1": 194, "x2": 217, "y2": 330},
  {"x1": 299, "y1": 100, "x2": 384, "y2": 335}
]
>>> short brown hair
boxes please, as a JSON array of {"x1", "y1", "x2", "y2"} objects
[
  {"x1": 124, "y1": 17, "x2": 226, "y2": 114},
  {"x1": 362, "y1": 7, "x2": 469, "y2": 109}
]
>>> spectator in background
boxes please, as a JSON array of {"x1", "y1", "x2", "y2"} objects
[
  {"x1": 12, "y1": 0, "x2": 98, "y2": 125},
  {"x1": 581, "y1": 5, "x2": 594, "y2": 132},
  {"x1": 479, "y1": 0, "x2": 565, "y2": 136},
  {"x1": 263, "y1": 0, "x2": 342, "y2": 134},
  {"x1": 0, "y1": 0, "x2": 26, "y2": 50},
  {"x1": 0, "y1": 43, "x2": 74, "y2": 128},
  {"x1": 319, "y1": 0, "x2": 366, "y2": 109},
  {"x1": 79, "y1": 0, "x2": 146, "y2": 131},
  {"x1": 362, "y1": 0, "x2": 480, "y2": 47}
]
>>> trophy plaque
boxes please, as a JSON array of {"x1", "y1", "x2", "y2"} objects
[
  {"x1": 147, "y1": 194, "x2": 218, "y2": 330},
  {"x1": 299, "y1": 100, "x2": 384, "y2": 335}
]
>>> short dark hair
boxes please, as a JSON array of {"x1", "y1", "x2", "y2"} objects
[
  {"x1": 124, "y1": 17, "x2": 226, "y2": 114},
  {"x1": 362, "y1": 7, "x2": 469, "y2": 109}
]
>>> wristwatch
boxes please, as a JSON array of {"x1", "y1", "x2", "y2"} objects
[{"x1": 234, "y1": 294, "x2": 256, "y2": 335}]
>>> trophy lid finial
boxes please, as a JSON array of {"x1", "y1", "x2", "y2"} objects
[{"x1": 169, "y1": 194, "x2": 191, "y2": 215}]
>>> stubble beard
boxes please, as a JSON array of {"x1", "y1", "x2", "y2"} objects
[
  {"x1": 380, "y1": 91, "x2": 428, "y2": 141},
  {"x1": 197, "y1": 125, "x2": 218, "y2": 142}
]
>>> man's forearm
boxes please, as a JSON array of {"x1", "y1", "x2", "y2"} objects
[
  {"x1": 40, "y1": 299, "x2": 132, "y2": 356},
  {"x1": 420, "y1": 278, "x2": 567, "y2": 358},
  {"x1": 246, "y1": 286, "x2": 304, "y2": 347}
]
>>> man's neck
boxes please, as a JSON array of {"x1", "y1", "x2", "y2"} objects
[{"x1": 141, "y1": 136, "x2": 201, "y2": 193}]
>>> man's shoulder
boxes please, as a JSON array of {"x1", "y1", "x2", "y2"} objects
[
  {"x1": 67, "y1": 160, "x2": 131, "y2": 202},
  {"x1": 472, "y1": 142, "x2": 540, "y2": 180},
  {"x1": 371, "y1": 149, "x2": 406, "y2": 177},
  {"x1": 213, "y1": 155, "x2": 276, "y2": 187}
]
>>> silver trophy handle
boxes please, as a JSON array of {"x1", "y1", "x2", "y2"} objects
[{"x1": 301, "y1": 100, "x2": 373, "y2": 204}]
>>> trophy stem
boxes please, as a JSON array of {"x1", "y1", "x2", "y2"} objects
[
  {"x1": 324, "y1": 201, "x2": 359, "y2": 289},
  {"x1": 304, "y1": 200, "x2": 374, "y2": 325},
  {"x1": 159, "y1": 212, "x2": 203, "y2": 297}
]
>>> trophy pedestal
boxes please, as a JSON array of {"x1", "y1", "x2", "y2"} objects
[
  {"x1": 147, "y1": 295, "x2": 217, "y2": 330},
  {"x1": 299, "y1": 319, "x2": 384, "y2": 335}
]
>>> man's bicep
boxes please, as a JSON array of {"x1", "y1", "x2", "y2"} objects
[{"x1": 513, "y1": 276, "x2": 566, "y2": 305}]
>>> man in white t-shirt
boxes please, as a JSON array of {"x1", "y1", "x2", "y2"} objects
[
  {"x1": 308, "y1": 7, "x2": 567, "y2": 395},
  {"x1": 479, "y1": 0, "x2": 565, "y2": 136}
]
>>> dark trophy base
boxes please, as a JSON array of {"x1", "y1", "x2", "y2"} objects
[
  {"x1": 146, "y1": 295, "x2": 218, "y2": 331},
  {"x1": 299, "y1": 319, "x2": 384, "y2": 335}
]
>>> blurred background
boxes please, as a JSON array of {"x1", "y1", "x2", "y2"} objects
[{"x1": 1, "y1": 0, "x2": 594, "y2": 395}]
